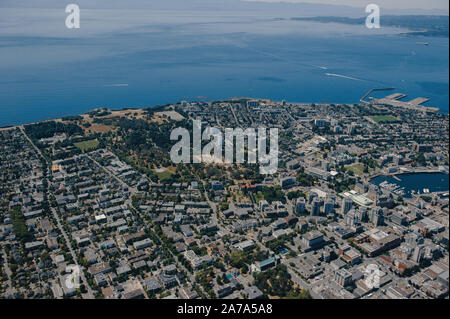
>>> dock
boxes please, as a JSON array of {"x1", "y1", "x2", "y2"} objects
[
  {"x1": 385, "y1": 93, "x2": 406, "y2": 100},
  {"x1": 371, "y1": 92, "x2": 438, "y2": 113},
  {"x1": 360, "y1": 87, "x2": 439, "y2": 113},
  {"x1": 360, "y1": 88, "x2": 395, "y2": 104}
]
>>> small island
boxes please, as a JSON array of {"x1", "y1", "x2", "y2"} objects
[{"x1": 291, "y1": 15, "x2": 449, "y2": 38}]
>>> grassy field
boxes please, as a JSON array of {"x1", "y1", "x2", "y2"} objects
[
  {"x1": 74, "y1": 139, "x2": 99, "y2": 152},
  {"x1": 228, "y1": 187, "x2": 251, "y2": 203},
  {"x1": 254, "y1": 191, "x2": 265, "y2": 203},
  {"x1": 371, "y1": 115, "x2": 398, "y2": 123},
  {"x1": 154, "y1": 169, "x2": 173, "y2": 181},
  {"x1": 345, "y1": 163, "x2": 365, "y2": 176}
]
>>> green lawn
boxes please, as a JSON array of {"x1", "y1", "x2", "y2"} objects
[
  {"x1": 74, "y1": 139, "x2": 99, "y2": 152},
  {"x1": 254, "y1": 191, "x2": 264, "y2": 203},
  {"x1": 345, "y1": 163, "x2": 365, "y2": 176},
  {"x1": 370, "y1": 115, "x2": 398, "y2": 123},
  {"x1": 155, "y1": 169, "x2": 173, "y2": 181}
]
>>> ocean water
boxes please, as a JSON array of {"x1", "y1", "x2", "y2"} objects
[
  {"x1": 371, "y1": 173, "x2": 449, "y2": 198},
  {"x1": 0, "y1": 9, "x2": 448, "y2": 126}
]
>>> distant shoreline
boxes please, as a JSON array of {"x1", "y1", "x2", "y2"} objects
[
  {"x1": 1, "y1": 94, "x2": 449, "y2": 130},
  {"x1": 291, "y1": 15, "x2": 449, "y2": 38}
]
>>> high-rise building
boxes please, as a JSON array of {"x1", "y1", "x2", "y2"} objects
[
  {"x1": 280, "y1": 176, "x2": 297, "y2": 190},
  {"x1": 345, "y1": 210, "x2": 359, "y2": 227},
  {"x1": 314, "y1": 119, "x2": 327, "y2": 127},
  {"x1": 311, "y1": 199, "x2": 321, "y2": 216},
  {"x1": 296, "y1": 198, "x2": 306, "y2": 214},
  {"x1": 324, "y1": 199, "x2": 335, "y2": 215},
  {"x1": 308, "y1": 191, "x2": 318, "y2": 205},
  {"x1": 412, "y1": 245, "x2": 424, "y2": 263},
  {"x1": 348, "y1": 123, "x2": 357, "y2": 135},
  {"x1": 391, "y1": 212, "x2": 407, "y2": 226},
  {"x1": 406, "y1": 232, "x2": 424, "y2": 246},
  {"x1": 335, "y1": 269, "x2": 352, "y2": 287},
  {"x1": 341, "y1": 197, "x2": 353, "y2": 215},
  {"x1": 370, "y1": 208, "x2": 384, "y2": 226},
  {"x1": 358, "y1": 209, "x2": 368, "y2": 222}
]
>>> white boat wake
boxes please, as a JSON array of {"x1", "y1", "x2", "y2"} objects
[
  {"x1": 325, "y1": 73, "x2": 366, "y2": 82},
  {"x1": 104, "y1": 84, "x2": 129, "y2": 87}
]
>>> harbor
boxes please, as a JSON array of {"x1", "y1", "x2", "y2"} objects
[
  {"x1": 360, "y1": 88, "x2": 439, "y2": 113},
  {"x1": 371, "y1": 171, "x2": 449, "y2": 198}
]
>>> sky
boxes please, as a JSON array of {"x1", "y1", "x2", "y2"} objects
[
  {"x1": 246, "y1": 0, "x2": 449, "y2": 11},
  {"x1": 1, "y1": 0, "x2": 448, "y2": 12}
]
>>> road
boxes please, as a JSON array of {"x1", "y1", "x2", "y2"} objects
[
  {"x1": 19, "y1": 126, "x2": 44, "y2": 156},
  {"x1": 84, "y1": 153, "x2": 138, "y2": 194},
  {"x1": 147, "y1": 220, "x2": 207, "y2": 297},
  {"x1": 19, "y1": 126, "x2": 95, "y2": 298},
  {"x1": 86, "y1": 151, "x2": 208, "y2": 297},
  {"x1": 1, "y1": 246, "x2": 15, "y2": 297},
  {"x1": 201, "y1": 188, "x2": 233, "y2": 237},
  {"x1": 50, "y1": 207, "x2": 94, "y2": 298},
  {"x1": 229, "y1": 104, "x2": 241, "y2": 128},
  {"x1": 19, "y1": 128, "x2": 207, "y2": 298},
  {"x1": 203, "y1": 190, "x2": 218, "y2": 223},
  {"x1": 244, "y1": 102, "x2": 256, "y2": 127}
]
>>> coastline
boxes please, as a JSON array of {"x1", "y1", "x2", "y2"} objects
[{"x1": 2, "y1": 93, "x2": 449, "y2": 129}]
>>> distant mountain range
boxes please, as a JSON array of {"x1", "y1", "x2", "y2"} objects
[
  {"x1": 291, "y1": 15, "x2": 449, "y2": 37},
  {"x1": 1, "y1": 0, "x2": 448, "y2": 16}
]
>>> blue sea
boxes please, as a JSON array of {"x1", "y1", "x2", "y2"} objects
[
  {"x1": 371, "y1": 173, "x2": 449, "y2": 198},
  {"x1": 0, "y1": 9, "x2": 448, "y2": 126}
]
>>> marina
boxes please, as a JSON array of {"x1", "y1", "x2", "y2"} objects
[
  {"x1": 360, "y1": 88, "x2": 439, "y2": 113},
  {"x1": 371, "y1": 172, "x2": 449, "y2": 198}
]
